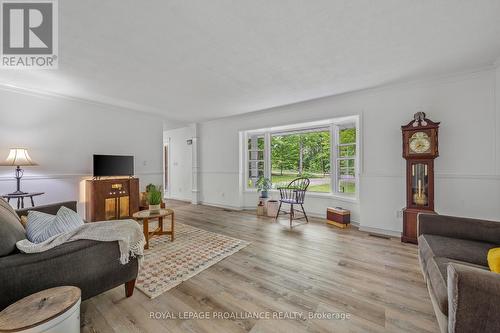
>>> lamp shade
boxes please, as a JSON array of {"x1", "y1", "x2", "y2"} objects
[{"x1": 1, "y1": 148, "x2": 38, "y2": 166}]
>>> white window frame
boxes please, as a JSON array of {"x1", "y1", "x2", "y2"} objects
[
  {"x1": 242, "y1": 116, "x2": 360, "y2": 201},
  {"x1": 334, "y1": 124, "x2": 357, "y2": 194}
]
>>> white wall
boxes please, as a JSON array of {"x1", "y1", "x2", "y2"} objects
[
  {"x1": 169, "y1": 67, "x2": 500, "y2": 235},
  {"x1": 0, "y1": 87, "x2": 168, "y2": 216},
  {"x1": 163, "y1": 126, "x2": 194, "y2": 202}
]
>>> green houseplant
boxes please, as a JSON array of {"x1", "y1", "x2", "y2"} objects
[
  {"x1": 256, "y1": 176, "x2": 272, "y2": 198},
  {"x1": 147, "y1": 184, "x2": 163, "y2": 213}
]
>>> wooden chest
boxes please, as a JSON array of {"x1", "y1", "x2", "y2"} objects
[{"x1": 327, "y1": 207, "x2": 350, "y2": 228}]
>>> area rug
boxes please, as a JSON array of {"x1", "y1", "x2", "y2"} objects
[{"x1": 135, "y1": 222, "x2": 250, "y2": 298}]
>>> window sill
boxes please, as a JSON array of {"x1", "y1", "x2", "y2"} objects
[{"x1": 244, "y1": 189, "x2": 358, "y2": 203}]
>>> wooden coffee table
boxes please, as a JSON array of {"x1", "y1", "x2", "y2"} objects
[{"x1": 133, "y1": 208, "x2": 175, "y2": 249}]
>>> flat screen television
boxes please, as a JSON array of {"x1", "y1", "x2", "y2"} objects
[{"x1": 93, "y1": 155, "x2": 134, "y2": 177}]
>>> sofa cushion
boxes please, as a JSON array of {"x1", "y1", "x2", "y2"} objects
[
  {"x1": 0, "y1": 198, "x2": 26, "y2": 257},
  {"x1": 426, "y1": 256, "x2": 489, "y2": 315},
  {"x1": 419, "y1": 234, "x2": 498, "y2": 269}
]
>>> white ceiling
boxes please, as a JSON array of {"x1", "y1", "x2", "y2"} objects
[{"x1": 1, "y1": 0, "x2": 500, "y2": 122}]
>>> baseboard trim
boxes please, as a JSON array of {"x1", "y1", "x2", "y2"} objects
[
  {"x1": 200, "y1": 201, "x2": 244, "y2": 211},
  {"x1": 358, "y1": 226, "x2": 401, "y2": 238},
  {"x1": 165, "y1": 196, "x2": 192, "y2": 203}
]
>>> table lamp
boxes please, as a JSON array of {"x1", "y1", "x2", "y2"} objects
[{"x1": 1, "y1": 148, "x2": 38, "y2": 195}]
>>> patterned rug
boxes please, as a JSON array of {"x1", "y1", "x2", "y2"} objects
[{"x1": 135, "y1": 222, "x2": 250, "y2": 298}]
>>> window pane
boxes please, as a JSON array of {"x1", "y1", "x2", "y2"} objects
[
  {"x1": 271, "y1": 130, "x2": 331, "y2": 193},
  {"x1": 337, "y1": 158, "x2": 355, "y2": 194},
  {"x1": 247, "y1": 135, "x2": 265, "y2": 189},
  {"x1": 339, "y1": 128, "x2": 356, "y2": 144},
  {"x1": 339, "y1": 144, "x2": 356, "y2": 157},
  {"x1": 248, "y1": 136, "x2": 264, "y2": 150},
  {"x1": 248, "y1": 161, "x2": 264, "y2": 188},
  {"x1": 338, "y1": 180, "x2": 355, "y2": 193},
  {"x1": 249, "y1": 150, "x2": 264, "y2": 161}
]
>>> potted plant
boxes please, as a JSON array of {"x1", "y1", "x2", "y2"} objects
[
  {"x1": 147, "y1": 185, "x2": 163, "y2": 213},
  {"x1": 256, "y1": 176, "x2": 272, "y2": 198}
]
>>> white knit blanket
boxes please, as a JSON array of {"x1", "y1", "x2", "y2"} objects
[{"x1": 16, "y1": 219, "x2": 145, "y2": 265}]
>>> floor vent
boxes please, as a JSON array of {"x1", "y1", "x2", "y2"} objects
[{"x1": 368, "y1": 233, "x2": 391, "y2": 240}]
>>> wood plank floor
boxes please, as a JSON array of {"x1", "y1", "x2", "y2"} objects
[{"x1": 81, "y1": 201, "x2": 439, "y2": 333}]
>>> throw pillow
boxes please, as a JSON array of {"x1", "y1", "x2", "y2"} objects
[
  {"x1": 488, "y1": 248, "x2": 500, "y2": 273},
  {"x1": 0, "y1": 198, "x2": 26, "y2": 256},
  {"x1": 26, "y1": 206, "x2": 84, "y2": 243},
  {"x1": 25, "y1": 210, "x2": 56, "y2": 243}
]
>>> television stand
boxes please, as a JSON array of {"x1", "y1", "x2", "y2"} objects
[{"x1": 85, "y1": 178, "x2": 139, "y2": 222}]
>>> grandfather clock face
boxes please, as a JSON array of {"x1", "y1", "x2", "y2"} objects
[
  {"x1": 409, "y1": 132, "x2": 431, "y2": 154},
  {"x1": 403, "y1": 128, "x2": 438, "y2": 159}
]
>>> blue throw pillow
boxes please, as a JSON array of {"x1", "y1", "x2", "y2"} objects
[{"x1": 26, "y1": 206, "x2": 84, "y2": 243}]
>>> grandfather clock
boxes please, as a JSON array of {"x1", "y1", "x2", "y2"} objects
[{"x1": 401, "y1": 112, "x2": 439, "y2": 244}]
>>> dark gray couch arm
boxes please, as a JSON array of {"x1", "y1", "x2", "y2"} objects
[
  {"x1": 447, "y1": 263, "x2": 500, "y2": 332},
  {"x1": 418, "y1": 214, "x2": 500, "y2": 244},
  {"x1": 16, "y1": 201, "x2": 78, "y2": 217}
]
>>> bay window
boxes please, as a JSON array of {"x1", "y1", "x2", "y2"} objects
[{"x1": 243, "y1": 116, "x2": 359, "y2": 197}]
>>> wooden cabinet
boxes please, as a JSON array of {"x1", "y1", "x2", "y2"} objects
[
  {"x1": 401, "y1": 113, "x2": 440, "y2": 244},
  {"x1": 85, "y1": 178, "x2": 139, "y2": 222}
]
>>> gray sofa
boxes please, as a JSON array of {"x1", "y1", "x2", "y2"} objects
[
  {"x1": 0, "y1": 199, "x2": 138, "y2": 311},
  {"x1": 417, "y1": 214, "x2": 500, "y2": 333}
]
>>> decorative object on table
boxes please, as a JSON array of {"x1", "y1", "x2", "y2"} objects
[
  {"x1": 326, "y1": 207, "x2": 351, "y2": 229},
  {"x1": 1, "y1": 192, "x2": 44, "y2": 209},
  {"x1": 145, "y1": 183, "x2": 156, "y2": 192},
  {"x1": 275, "y1": 177, "x2": 310, "y2": 228},
  {"x1": 266, "y1": 199, "x2": 279, "y2": 217},
  {"x1": 146, "y1": 184, "x2": 163, "y2": 213},
  {"x1": 0, "y1": 286, "x2": 81, "y2": 333},
  {"x1": 139, "y1": 184, "x2": 165, "y2": 211},
  {"x1": 133, "y1": 208, "x2": 174, "y2": 249},
  {"x1": 85, "y1": 178, "x2": 139, "y2": 222},
  {"x1": 136, "y1": 222, "x2": 249, "y2": 299},
  {"x1": 0, "y1": 148, "x2": 38, "y2": 195},
  {"x1": 401, "y1": 112, "x2": 440, "y2": 244},
  {"x1": 255, "y1": 176, "x2": 271, "y2": 198}
]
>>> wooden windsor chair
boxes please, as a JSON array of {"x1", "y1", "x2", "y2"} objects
[{"x1": 275, "y1": 177, "x2": 310, "y2": 228}]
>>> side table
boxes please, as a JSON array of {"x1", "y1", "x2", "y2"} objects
[
  {"x1": 1, "y1": 192, "x2": 44, "y2": 209},
  {"x1": 0, "y1": 286, "x2": 81, "y2": 333}
]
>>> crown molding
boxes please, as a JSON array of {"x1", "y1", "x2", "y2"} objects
[{"x1": 0, "y1": 82, "x2": 176, "y2": 120}]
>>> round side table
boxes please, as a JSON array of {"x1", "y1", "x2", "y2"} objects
[{"x1": 0, "y1": 286, "x2": 81, "y2": 333}]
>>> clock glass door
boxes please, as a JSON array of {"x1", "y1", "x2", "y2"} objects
[{"x1": 411, "y1": 162, "x2": 429, "y2": 207}]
